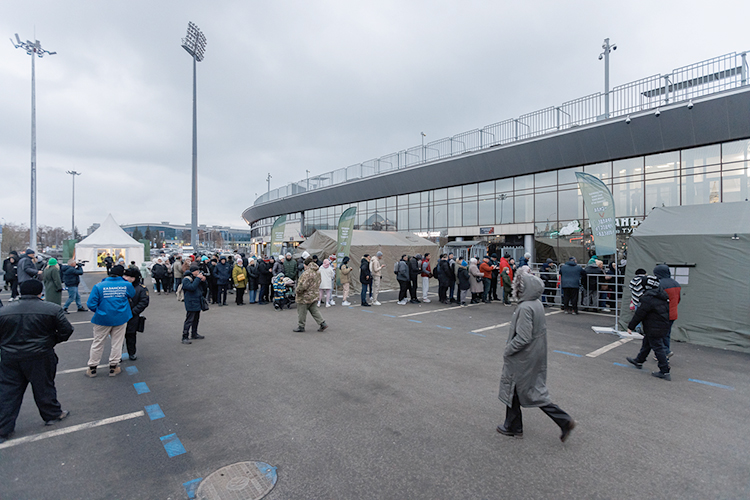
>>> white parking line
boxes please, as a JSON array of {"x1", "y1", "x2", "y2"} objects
[
  {"x1": 60, "y1": 337, "x2": 94, "y2": 343},
  {"x1": 70, "y1": 321, "x2": 91, "y2": 325},
  {"x1": 0, "y1": 410, "x2": 145, "y2": 450},
  {"x1": 398, "y1": 303, "x2": 481, "y2": 317},
  {"x1": 586, "y1": 338, "x2": 633, "y2": 357},
  {"x1": 58, "y1": 364, "x2": 108, "y2": 375},
  {"x1": 471, "y1": 321, "x2": 510, "y2": 333}
]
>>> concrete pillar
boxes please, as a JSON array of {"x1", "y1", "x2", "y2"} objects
[{"x1": 524, "y1": 234, "x2": 535, "y2": 264}]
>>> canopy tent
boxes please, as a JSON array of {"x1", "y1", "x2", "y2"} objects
[
  {"x1": 75, "y1": 214, "x2": 145, "y2": 273},
  {"x1": 297, "y1": 230, "x2": 439, "y2": 292},
  {"x1": 619, "y1": 202, "x2": 750, "y2": 353}
]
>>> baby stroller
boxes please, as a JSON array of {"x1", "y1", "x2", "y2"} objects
[{"x1": 272, "y1": 273, "x2": 296, "y2": 310}]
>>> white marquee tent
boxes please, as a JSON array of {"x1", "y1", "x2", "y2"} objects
[{"x1": 75, "y1": 214, "x2": 145, "y2": 272}]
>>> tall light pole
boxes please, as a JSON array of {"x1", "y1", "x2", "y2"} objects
[
  {"x1": 421, "y1": 132, "x2": 426, "y2": 161},
  {"x1": 267, "y1": 173, "x2": 272, "y2": 194},
  {"x1": 181, "y1": 21, "x2": 207, "y2": 249},
  {"x1": 599, "y1": 38, "x2": 617, "y2": 118},
  {"x1": 66, "y1": 171, "x2": 81, "y2": 237},
  {"x1": 10, "y1": 34, "x2": 56, "y2": 251}
]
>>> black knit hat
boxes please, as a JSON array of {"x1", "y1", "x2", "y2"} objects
[
  {"x1": 110, "y1": 265, "x2": 125, "y2": 277},
  {"x1": 20, "y1": 279, "x2": 44, "y2": 296}
]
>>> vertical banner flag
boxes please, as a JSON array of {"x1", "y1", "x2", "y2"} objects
[
  {"x1": 575, "y1": 172, "x2": 617, "y2": 256},
  {"x1": 269, "y1": 215, "x2": 287, "y2": 257},
  {"x1": 335, "y1": 207, "x2": 357, "y2": 284}
]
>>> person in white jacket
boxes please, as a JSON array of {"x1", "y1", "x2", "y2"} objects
[
  {"x1": 318, "y1": 259, "x2": 335, "y2": 307},
  {"x1": 369, "y1": 251, "x2": 384, "y2": 306}
]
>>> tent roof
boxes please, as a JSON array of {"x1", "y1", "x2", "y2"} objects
[
  {"x1": 77, "y1": 214, "x2": 143, "y2": 248},
  {"x1": 633, "y1": 202, "x2": 750, "y2": 237},
  {"x1": 312, "y1": 230, "x2": 435, "y2": 247}
]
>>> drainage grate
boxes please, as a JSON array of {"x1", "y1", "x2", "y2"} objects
[{"x1": 196, "y1": 461, "x2": 278, "y2": 500}]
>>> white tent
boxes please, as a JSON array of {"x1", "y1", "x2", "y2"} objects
[{"x1": 75, "y1": 214, "x2": 144, "y2": 272}]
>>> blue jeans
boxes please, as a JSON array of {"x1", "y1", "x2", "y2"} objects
[
  {"x1": 247, "y1": 288, "x2": 256, "y2": 303},
  {"x1": 63, "y1": 286, "x2": 82, "y2": 309},
  {"x1": 361, "y1": 283, "x2": 371, "y2": 304},
  {"x1": 174, "y1": 277, "x2": 182, "y2": 291}
]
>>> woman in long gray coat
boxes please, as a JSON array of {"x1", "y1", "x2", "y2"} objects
[
  {"x1": 468, "y1": 258, "x2": 483, "y2": 304},
  {"x1": 497, "y1": 266, "x2": 576, "y2": 442}
]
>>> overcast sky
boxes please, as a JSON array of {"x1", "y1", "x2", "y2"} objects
[{"x1": 1, "y1": 1, "x2": 748, "y2": 232}]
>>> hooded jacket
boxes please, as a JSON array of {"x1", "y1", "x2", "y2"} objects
[
  {"x1": 396, "y1": 259, "x2": 410, "y2": 282},
  {"x1": 498, "y1": 273, "x2": 550, "y2": 408},
  {"x1": 560, "y1": 260, "x2": 586, "y2": 289},
  {"x1": 215, "y1": 260, "x2": 231, "y2": 285},
  {"x1": 125, "y1": 281, "x2": 150, "y2": 334},
  {"x1": 296, "y1": 262, "x2": 321, "y2": 304},
  {"x1": 283, "y1": 258, "x2": 298, "y2": 280},
  {"x1": 360, "y1": 258, "x2": 372, "y2": 285},
  {"x1": 60, "y1": 264, "x2": 84, "y2": 287},
  {"x1": 87, "y1": 276, "x2": 136, "y2": 326},
  {"x1": 627, "y1": 283, "x2": 670, "y2": 338},
  {"x1": 339, "y1": 259, "x2": 353, "y2": 284},
  {"x1": 457, "y1": 262, "x2": 471, "y2": 291},
  {"x1": 17, "y1": 254, "x2": 39, "y2": 283},
  {"x1": 654, "y1": 264, "x2": 681, "y2": 321}
]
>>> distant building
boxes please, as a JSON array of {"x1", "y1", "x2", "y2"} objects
[
  {"x1": 118, "y1": 222, "x2": 254, "y2": 249},
  {"x1": 87, "y1": 223, "x2": 100, "y2": 235}
]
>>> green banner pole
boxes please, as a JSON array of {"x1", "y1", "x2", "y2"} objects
[
  {"x1": 269, "y1": 215, "x2": 287, "y2": 257},
  {"x1": 335, "y1": 208, "x2": 357, "y2": 288}
]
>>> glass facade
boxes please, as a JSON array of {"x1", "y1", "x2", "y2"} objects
[{"x1": 252, "y1": 139, "x2": 750, "y2": 261}]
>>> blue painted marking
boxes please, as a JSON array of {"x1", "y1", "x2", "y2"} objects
[
  {"x1": 613, "y1": 362, "x2": 628, "y2": 367},
  {"x1": 436, "y1": 325, "x2": 452, "y2": 330},
  {"x1": 614, "y1": 362, "x2": 644, "y2": 370},
  {"x1": 361, "y1": 309, "x2": 374, "y2": 313},
  {"x1": 382, "y1": 314, "x2": 396, "y2": 318},
  {"x1": 408, "y1": 319, "x2": 422, "y2": 323},
  {"x1": 183, "y1": 478, "x2": 202, "y2": 499},
  {"x1": 133, "y1": 382, "x2": 150, "y2": 394},
  {"x1": 160, "y1": 433, "x2": 187, "y2": 457},
  {"x1": 553, "y1": 350, "x2": 583, "y2": 357},
  {"x1": 145, "y1": 404, "x2": 165, "y2": 420},
  {"x1": 125, "y1": 366, "x2": 139, "y2": 375},
  {"x1": 468, "y1": 332, "x2": 487, "y2": 337},
  {"x1": 689, "y1": 378, "x2": 735, "y2": 390}
]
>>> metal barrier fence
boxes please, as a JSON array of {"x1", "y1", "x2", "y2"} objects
[
  {"x1": 254, "y1": 51, "x2": 749, "y2": 207},
  {"x1": 528, "y1": 263, "x2": 625, "y2": 314}
]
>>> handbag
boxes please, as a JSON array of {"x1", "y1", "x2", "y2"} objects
[
  {"x1": 200, "y1": 295, "x2": 210, "y2": 311},
  {"x1": 236, "y1": 272, "x2": 245, "y2": 281},
  {"x1": 137, "y1": 316, "x2": 146, "y2": 333},
  {"x1": 176, "y1": 284, "x2": 184, "y2": 302}
]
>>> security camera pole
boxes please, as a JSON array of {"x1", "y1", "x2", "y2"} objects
[
  {"x1": 10, "y1": 34, "x2": 56, "y2": 251},
  {"x1": 599, "y1": 38, "x2": 616, "y2": 118},
  {"x1": 181, "y1": 22, "x2": 207, "y2": 249}
]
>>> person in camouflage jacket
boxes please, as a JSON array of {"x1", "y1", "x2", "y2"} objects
[{"x1": 294, "y1": 259, "x2": 327, "y2": 332}]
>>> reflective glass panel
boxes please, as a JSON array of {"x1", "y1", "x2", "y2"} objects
[
  {"x1": 433, "y1": 188, "x2": 448, "y2": 202},
  {"x1": 433, "y1": 204, "x2": 448, "y2": 229},
  {"x1": 612, "y1": 180, "x2": 644, "y2": 216},
  {"x1": 535, "y1": 191, "x2": 557, "y2": 223},
  {"x1": 613, "y1": 157, "x2": 643, "y2": 179},
  {"x1": 463, "y1": 200, "x2": 478, "y2": 226},
  {"x1": 722, "y1": 163, "x2": 750, "y2": 202},
  {"x1": 645, "y1": 177, "x2": 679, "y2": 209},
  {"x1": 535, "y1": 171, "x2": 557, "y2": 188},
  {"x1": 682, "y1": 144, "x2": 720, "y2": 170},
  {"x1": 448, "y1": 202, "x2": 462, "y2": 226},
  {"x1": 496, "y1": 194, "x2": 512, "y2": 224},
  {"x1": 583, "y1": 162, "x2": 611, "y2": 181},
  {"x1": 681, "y1": 172, "x2": 721, "y2": 205},
  {"x1": 478, "y1": 181, "x2": 495, "y2": 195},
  {"x1": 478, "y1": 198, "x2": 494, "y2": 225},
  {"x1": 515, "y1": 195, "x2": 533, "y2": 222},
  {"x1": 558, "y1": 166, "x2": 583, "y2": 185},
  {"x1": 496, "y1": 178, "x2": 513, "y2": 194},
  {"x1": 448, "y1": 186, "x2": 462, "y2": 199},
  {"x1": 463, "y1": 184, "x2": 478, "y2": 198},
  {"x1": 558, "y1": 189, "x2": 582, "y2": 220},
  {"x1": 409, "y1": 207, "x2": 421, "y2": 230},
  {"x1": 515, "y1": 174, "x2": 533, "y2": 191},
  {"x1": 722, "y1": 139, "x2": 750, "y2": 164}
]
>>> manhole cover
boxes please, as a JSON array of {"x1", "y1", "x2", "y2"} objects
[{"x1": 196, "y1": 461, "x2": 278, "y2": 500}]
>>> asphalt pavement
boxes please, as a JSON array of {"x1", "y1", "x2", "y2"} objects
[{"x1": 1, "y1": 274, "x2": 748, "y2": 499}]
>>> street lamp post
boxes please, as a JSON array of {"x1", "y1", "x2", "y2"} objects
[
  {"x1": 421, "y1": 132, "x2": 426, "y2": 162},
  {"x1": 181, "y1": 21, "x2": 207, "y2": 250},
  {"x1": 497, "y1": 193, "x2": 508, "y2": 223},
  {"x1": 65, "y1": 171, "x2": 82, "y2": 237},
  {"x1": 599, "y1": 38, "x2": 617, "y2": 118},
  {"x1": 10, "y1": 34, "x2": 56, "y2": 251},
  {"x1": 267, "y1": 173, "x2": 272, "y2": 194}
]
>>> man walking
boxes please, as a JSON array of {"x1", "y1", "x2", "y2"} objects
[
  {"x1": 293, "y1": 257, "x2": 328, "y2": 332},
  {"x1": 626, "y1": 275, "x2": 672, "y2": 380},
  {"x1": 17, "y1": 249, "x2": 42, "y2": 285},
  {"x1": 0, "y1": 280, "x2": 74, "y2": 443},
  {"x1": 369, "y1": 251, "x2": 384, "y2": 306},
  {"x1": 85, "y1": 265, "x2": 135, "y2": 377},
  {"x1": 497, "y1": 267, "x2": 576, "y2": 441},
  {"x1": 653, "y1": 264, "x2": 681, "y2": 357},
  {"x1": 181, "y1": 263, "x2": 206, "y2": 344},
  {"x1": 559, "y1": 257, "x2": 586, "y2": 314},
  {"x1": 60, "y1": 259, "x2": 88, "y2": 314}
]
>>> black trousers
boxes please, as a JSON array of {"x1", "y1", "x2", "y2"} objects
[
  {"x1": 409, "y1": 277, "x2": 419, "y2": 300},
  {"x1": 438, "y1": 284, "x2": 448, "y2": 302},
  {"x1": 182, "y1": 310, "x2": 201, "y2": 338},
  {"x1": 398, "y1": 280, "x2": 409, "y2": 301},
  {"x1": 0, "y1": 352, "x2": 62, "y2": 436},
  {"x1": 154, "y1": 277, "x2": 164, "y2": 293},
  {"x1": 210, "y1": 283, "x2": 218, "y2": 303},
  {"x1": 562, "y1": 287, "x2": 579, "y2": 312},
  {"x1": 634, "y1": 335, "x2": 670, "y2": 373},
  {"x1": 491, "y1": 276, "x2": 499, "y2": 300},
  {"x1": 218, "y1": 284, "x2": 228, "y2": 305},
  {"x1": 125, "y1": 330, "x2": 137, "y2": 357},
  {"x1": 8, "y1": 278, "x2": 19, "y2": 298},
  {"x1": 236, "y1": 288, "x2": 245, "y2": 304},
  {"x1": 259, "y1": 284, "x2": 270, "y2": 304},
  {"x1": 504, "y1": 387, "x2": 573, "y2": 434}
]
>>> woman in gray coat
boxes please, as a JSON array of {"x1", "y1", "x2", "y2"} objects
[
  {"x1": 468, "y1": 258, "x2": 483, "y2": 304},
  {"x1": 497, "y1": 266, "x2": 576, "y2": 442}
]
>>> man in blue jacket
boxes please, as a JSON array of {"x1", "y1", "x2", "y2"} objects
[
  {"x1": 559, "y1": 257, "x2": 586, "y2": 315},
  {"x1": 60, "y1": 259, "x2": 88, "y2": 314},
  {"x1": 85, "y1": 265, "x2": 135, "y2": 377}
]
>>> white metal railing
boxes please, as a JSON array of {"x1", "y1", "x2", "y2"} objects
[{"x1": 253, "y1": 51, "x2": 749, "y2": 207}]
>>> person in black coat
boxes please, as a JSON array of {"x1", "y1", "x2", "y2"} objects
[
  {"x1": 151, "y1": 259, "x2": 168, "y2": 294},
  {"x1": 257, "y1": 258, "x2": 273, "y2": 304},
  {"x1": 360, "y1": 255, "x2": 373, "y2": 307},
  {"x1": 246, "y1": 258, "x2": 260, "y2": 304},
  {"x1": 123, "y1": 268, "x2": 150, "y2": 360},
  {"x1": 3, "y1": 251, "x2": 20, "y2": 299},
  {"x1": 435, "y1": 254, "x2": 452, "y2": 304},
  {"x1": 215, "y1": 256, "x2": 232, "y2": 306},
  {"x1": 408, "y1": 254, "x2": 422, "y2": 303},
  {"x1": 626, "y1": 275, "x2": 671, "y2": 380},
  {"x1": 0, "y1": 279, "x2": 74, "y2": 441},
  {"x1": 559, "y1": 257, "x2": 586, "y2": 314},
  {"x1": 181, "y1": 264, "x2": 206, "y2": 344}
]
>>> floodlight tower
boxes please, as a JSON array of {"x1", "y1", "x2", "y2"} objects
[
  {"x1": 10, "y1": 33, "x2": 56, "y2": 251},
  {"x1": 181, "y1": 21, "x2": 207, "y2": 249},
  {"x1": 66, "y1": 170, "x2": 81, "y2": 237},
  {"x1": 598, "y1": 38, "x2": 617, "y2": 118}
]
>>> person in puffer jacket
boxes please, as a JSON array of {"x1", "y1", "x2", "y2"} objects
[
  {"x1": 653, "y1": 264, "x2": 681, "y2": 356},
  {"x1": 626, "y1": 275, "x2": 671, "y2": 381},
  {"x1": 293, "y1": 258, "x2": 327, "y2": 333}
]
